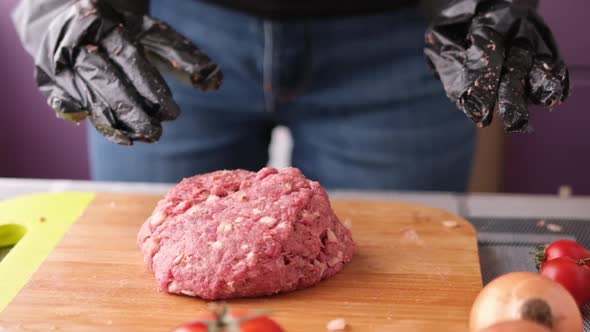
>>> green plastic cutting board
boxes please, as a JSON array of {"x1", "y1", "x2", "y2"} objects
[{"x1": 0, "y1": 192, "x2": 95, "y2": 312}]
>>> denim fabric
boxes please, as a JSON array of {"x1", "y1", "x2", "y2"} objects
[{"x1": 89, "y1": 0, "x2": 476, "y2": 191}]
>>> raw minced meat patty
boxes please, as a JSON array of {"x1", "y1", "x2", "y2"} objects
[{"x1": 137, "y1": 167, "x2": 356, "y2": 300}]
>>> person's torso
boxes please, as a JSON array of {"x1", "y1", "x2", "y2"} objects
[
  {"x1": 202, "y1": 0, "x2": 419, "y2": 19},
  {"x1": 114, "y1": 0, "x2": 453, "y2": 19}
]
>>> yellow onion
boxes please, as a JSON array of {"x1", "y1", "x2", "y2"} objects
[{"x1": 469, "y1": 272, "x2": 582, "y2": 332}]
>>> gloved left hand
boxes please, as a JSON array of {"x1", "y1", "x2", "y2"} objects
[
  {"x1": 424, "y1": 0, "x2": 570, "y2": 132},
  {"x1": 16, "y1": 0, "x2": 223, "y2": 145}
]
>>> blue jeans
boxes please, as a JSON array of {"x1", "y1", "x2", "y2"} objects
[{"x1": 89, "y1": 0, "x2": 476, "y2": 191}]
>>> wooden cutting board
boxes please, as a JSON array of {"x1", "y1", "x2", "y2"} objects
[{"x1": 0, "y1": 193, "x2": 482, "y2": 331}]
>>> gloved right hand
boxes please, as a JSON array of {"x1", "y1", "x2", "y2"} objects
[
  {"x1": 424, "y1": 0, "x2": 570, "y2": 133},
  {"x1": 26, "y1": 0, "x2": 222, "y2": 145}
]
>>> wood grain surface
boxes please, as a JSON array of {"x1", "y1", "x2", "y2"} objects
[{"x1": 0, "y1": 194, "x2": 482, "y2": 331}]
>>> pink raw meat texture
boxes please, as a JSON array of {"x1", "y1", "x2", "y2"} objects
[{"x1": 137, "y1": 167, "x2": 356, "y2": 300}]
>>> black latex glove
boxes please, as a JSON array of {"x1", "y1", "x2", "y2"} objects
[
  {"x1": 424, "y1": 0, "x2": 570, "y2": 132},
  {"x1": 34, "y1": 0, "x2": 222, "y2": 145}
]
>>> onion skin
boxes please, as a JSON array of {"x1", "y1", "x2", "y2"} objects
[{"x1": 469, "y1": 272, "x2": 582, "y2": 332}]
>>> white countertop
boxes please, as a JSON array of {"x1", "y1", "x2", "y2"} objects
[{"x1": 1, "y1": 178, "x2": 589, "y2": 219}]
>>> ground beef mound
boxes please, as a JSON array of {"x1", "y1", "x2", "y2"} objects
[{"x1": 138, "y1": 167, "x2": 356, "y2": 300}]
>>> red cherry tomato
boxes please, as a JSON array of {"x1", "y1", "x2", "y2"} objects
[
  {"x1": 171, "y1": 308, "x2": 285, "y2": 332},
  {"x1": 172, "y1": 321, "x2": 209, "y2": 332},
  {"x1": 539, "y1": 256, "x2": 590, "y2": 308},
  {"x1": 535, "y1": 240, "x2": 590, "y2": 309},
  {"x1": 537, "y1": 240, "x2": 590, "y2": 264}
]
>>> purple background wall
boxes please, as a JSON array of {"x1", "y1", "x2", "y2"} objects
[
  {"x1": 0, "y1": 0, "x2": 89, "y2": 180},
  {"x1": 0, "y1": 0, "x2": 588, "y2": 194},
  {"x1": 504, "y1": 0, "x2": 590, "y2": 195}
]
